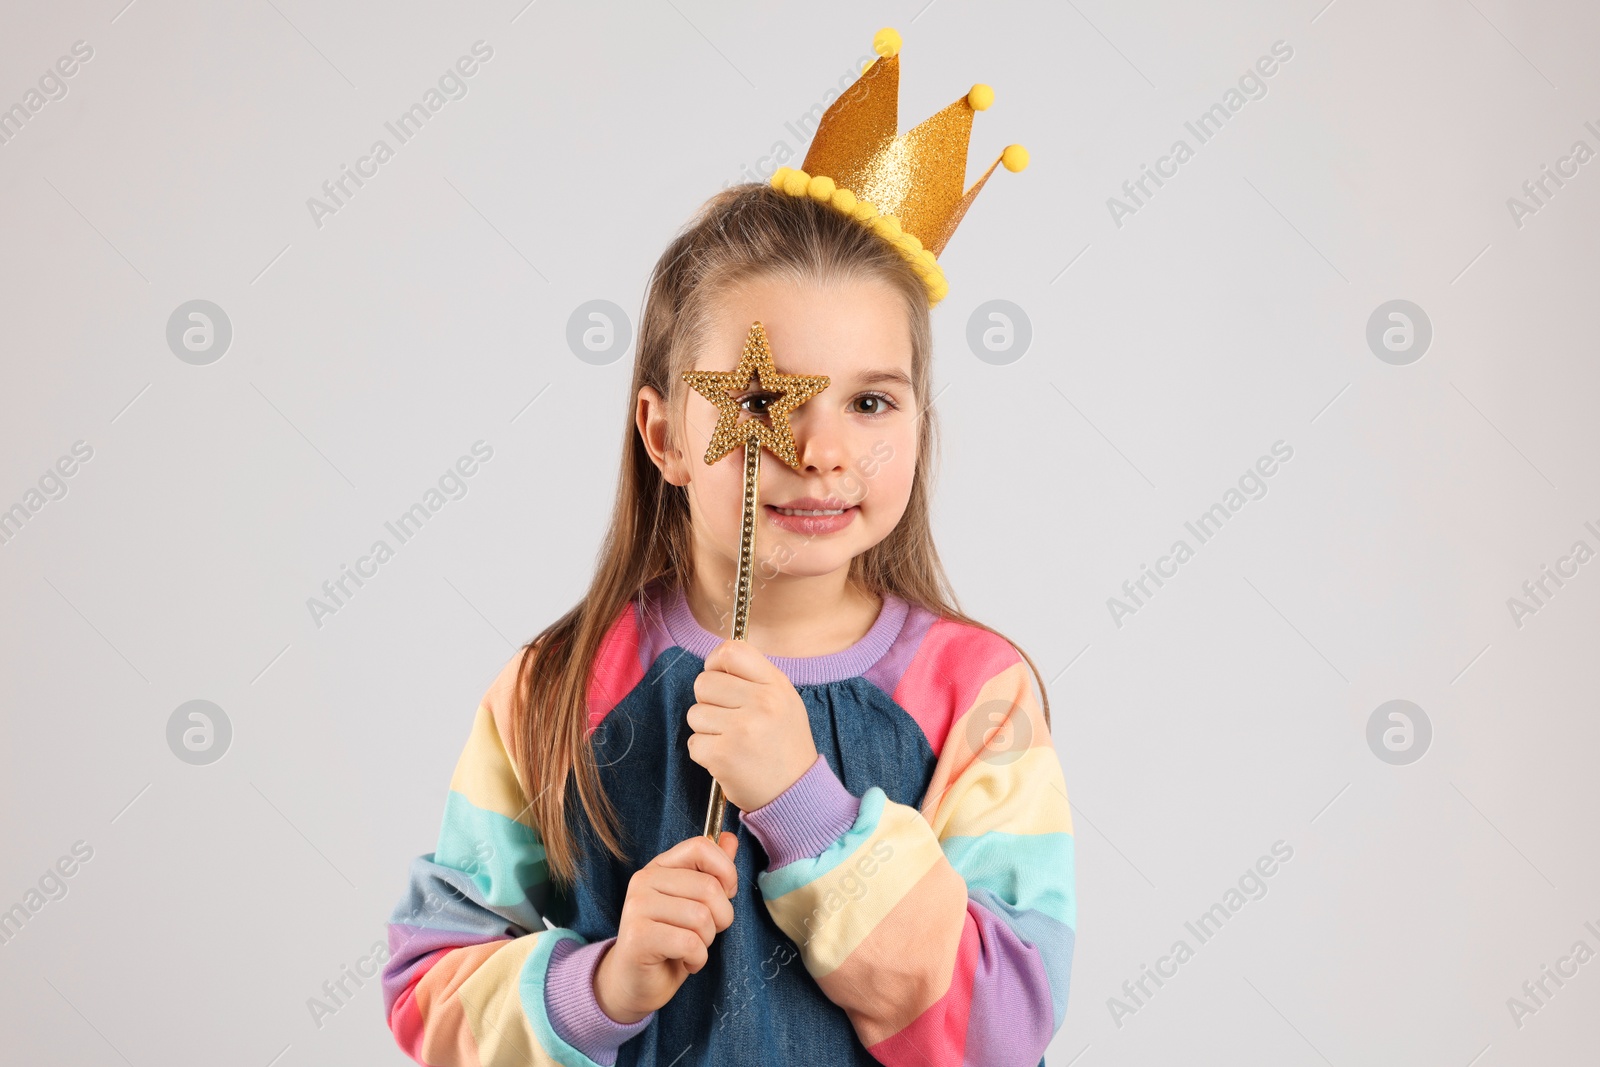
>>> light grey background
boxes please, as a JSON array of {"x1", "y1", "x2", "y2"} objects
[{"x1": 2, "y1": 0, "x2": 1596, "y2": 1064}]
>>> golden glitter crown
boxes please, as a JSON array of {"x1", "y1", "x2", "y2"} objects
[{"x1": 769, "y1": 26, "x2": 1029, "y2": 308}]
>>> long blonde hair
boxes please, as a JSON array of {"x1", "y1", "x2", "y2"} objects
[{"x1": 510, "y1": 182, "x2": 1051, "y2": 887}]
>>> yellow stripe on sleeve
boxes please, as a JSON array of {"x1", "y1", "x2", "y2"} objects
[
  {"x1": 764, "y1": 797, "x2": 948, "y2": 977},
  {"x1": 449, "y1": 702, "x2": 535, "y2": 829}
]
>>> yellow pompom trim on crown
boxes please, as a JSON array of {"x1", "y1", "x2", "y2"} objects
[
  {"x1": 768, "y1": 165, "x2": 949, "y2": 308},
  {"x1": 779, "y1": 167, "x2": 809, "y2": 198}
]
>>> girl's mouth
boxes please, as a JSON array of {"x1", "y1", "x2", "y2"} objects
[{"x1": 763, "y1": 503, "x2": 858, "y2": 535}]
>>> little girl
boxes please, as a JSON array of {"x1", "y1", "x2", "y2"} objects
[{"x1": 380, "y1": 152, "x2": 1075, "y2": 1067}]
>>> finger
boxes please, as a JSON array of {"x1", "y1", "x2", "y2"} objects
[
  {"x1": 640, "y1": 920, "x2": 710, "y2": 970},
  {"x1": 636, "y1": 888, "x2": 720, "y2": 945},
  {"x1": 642, "y1": 868, "x2": 734, "y2": 930},
  {"x1": 652, "y1": 834, "x2": 738, "y2": 896},
  {"x1": 655, "y1": 924, "x2": 708, "y2": 972},
  {"x1": 685, "y1": 702, "x2": 729, "y2": 736},
  {"x1": 704, "y1": 639, "x2": 777, "y2": 683},
  {"x1": 717, "y1": 830, "x2": 739, "y2": 863},
  {"x1": 692, "y1": 669, "x2": 748, "y2": 709},
  {"x1": 684, "y1": 730, "x2": 723, "y2": 773}
]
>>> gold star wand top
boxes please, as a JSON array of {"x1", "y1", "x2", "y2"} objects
[{"x1": 682, "y1": 321, "x2": 829, "y2": 839}]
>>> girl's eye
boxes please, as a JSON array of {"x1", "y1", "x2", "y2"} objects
[
  {"x1": 737, "y1": 391, "x2": 780, "y2": 416},
  {"x1": 738, "y1": 389, "x2": 898, "y2": 416},
  {"x1": 851, "y1": 391, "x2": 898, "y2": 416}
]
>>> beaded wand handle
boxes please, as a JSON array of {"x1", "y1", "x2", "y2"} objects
[{"x1": 700, "y1": 437, "x2": 760, "y2": 837}]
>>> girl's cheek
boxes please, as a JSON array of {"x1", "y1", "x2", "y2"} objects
[
  {"x1": 701, "y1": 466, "x2": 748, "y2": 513},
  {"x1": 855, "y1": 435, "x2": 910, "y2": 486}
]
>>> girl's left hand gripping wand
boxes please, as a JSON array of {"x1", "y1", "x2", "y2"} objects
[{"x1": 682, "y1": 321, "x2": 829, "y2": 839}]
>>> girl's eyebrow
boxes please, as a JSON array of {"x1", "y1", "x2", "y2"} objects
[{"x1": 852, "y1": 369, "x2": 914, "y2": 389}]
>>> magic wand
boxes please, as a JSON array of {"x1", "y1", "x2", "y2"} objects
[{"x1": 682, "y1": 321, "x2": 829, "y2": 839}]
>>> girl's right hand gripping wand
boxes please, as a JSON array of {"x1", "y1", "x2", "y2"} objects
[{"x1": 682, "y1": 321, "x2": 829, "y2": 839}]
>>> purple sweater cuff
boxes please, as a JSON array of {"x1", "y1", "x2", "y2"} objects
[
  {"x1": 545, "y1": 936, "x2": 654, "y2": 1065},
  {"x1": 739, "y1": 754, "x2": 862, "y2": 870}
]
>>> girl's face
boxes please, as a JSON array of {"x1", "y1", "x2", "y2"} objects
[{"x1": 645, "y1": 274, "x2": 920, "y2": 585}]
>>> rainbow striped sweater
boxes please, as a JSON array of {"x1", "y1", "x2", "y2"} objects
[{"x1": 382, "y1": 580, "x2": 1075, "y2": 1065}]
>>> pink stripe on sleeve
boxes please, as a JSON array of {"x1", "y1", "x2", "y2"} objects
[
  {"x1": 864, "y1": 914, "x2": 977, "y2": 1066},
  {"x1": 891, "y1": 620, "x2": 1023, "y2": 755}
]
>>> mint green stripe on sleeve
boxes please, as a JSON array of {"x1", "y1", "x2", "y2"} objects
[
  {"x1": 437, "y1": 789, "x2": 550, "y2": 910},
  {"x1": 940, "y1": 831, "x2": 1076, "y2": 929},
  {"x1": 519, "y1": 929, "x2": 606, "y2": 1067}
]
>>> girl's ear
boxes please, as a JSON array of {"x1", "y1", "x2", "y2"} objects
[{"x1": 637, "y1": 385, "x2": 691, "y2": 486}]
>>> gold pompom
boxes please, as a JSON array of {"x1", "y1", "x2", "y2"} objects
[
  {"x1": 967, "y1": 84, "x2": 994, "y2": 111},
  {"x1": 768, "y1": 160, "x2": 946, "y2": 307},
  {"x1": 873, "y1": 28, "x2": 901, "y2": 58},
  {"x1": 1002, "y1": 144, "x2": 1029, "y2": 172}
]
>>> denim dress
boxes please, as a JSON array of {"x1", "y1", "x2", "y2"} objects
[{"x1": 548, "y1": 591, "x2": 941, "y2": 1064}]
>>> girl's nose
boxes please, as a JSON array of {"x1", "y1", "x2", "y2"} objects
[{"x1": 794, "y1": 411, "x2": 847, "y2": 473}]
